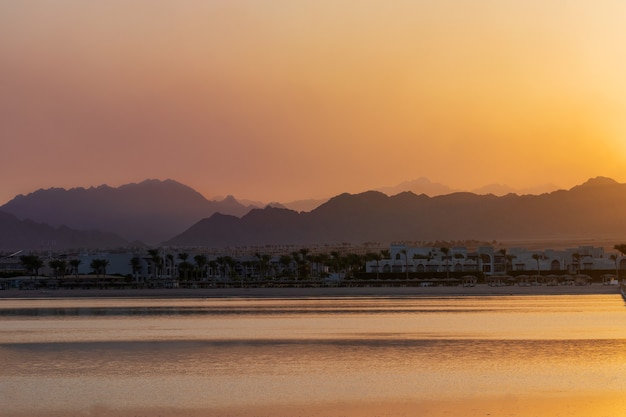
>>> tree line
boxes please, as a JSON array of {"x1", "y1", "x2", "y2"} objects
[{"x1": 13, "y1": 243, "x2": 626, "y2": 283}]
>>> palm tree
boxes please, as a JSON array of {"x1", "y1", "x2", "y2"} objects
[
  {"x1": 279, "y1": 254, "x2": 293, "y2": 278},
  {"x1": 49, "y1": 259, "x2": 62, "y2": 278},
  {"x1": 217, "y1": 256, "x2": 238, "y2": 283},
  {"x1": 216, "y1": 256, "x2": 228, "y2": 281},
  {"x1": 498, "y1": 248, "x2": 516, "y2": 275},
  {"x1": 90, "y1": 259, "x2": 99, "y2": 277},
  {"x1": 241, "y1": 260, "x2": 254, "y2": 280},
  {"x1": 261, "y1": 254, "x2": 272, "y2": 280},
  {"x1": 380, "y1": 249, "x2": 391, "y2": 275},
  {"x1": 610, "y1": 254, "x2": 619, "y2": 280},
  {"x1": 299, "y1": 248, "x2": 311, "y2": 279},
  {"x1": 344, "y1": 253, "x2": 364, "y2": 279},
  {"x1": 531, "y1": 253, "x2": 544, "y2": 276},
  {"x1": 178, "y1": 253, "x2": 191, "y2": 281},
  {"x1": 366, "y1": 252, "x2": 382, "y2": 280},
  {"x1": 34, "y1": 257, "x2": 44, "y2": 278},
  {"x1": 129, "y1": 257, "x2": 141, "y2": 282},
  {"x1": 225, "y1": 256, "x2": 239, "y2": 286},
  {"x1": 178, "y1": 262, "x2": 193, "y2": 285},
  {"x1": 166, "y1": 254, "x2": 175, "y2": 278},
  {"x1": 90, "y1": 259, "x2": 109, "y2": 287},
  {"x1": 330, "y1": 251, "x2": 342, "y2": 279},
  {"x1": 20, "y1": 255, "x2": 43, "y2": 279},
  {"x1": 90, "y1": 258, "x2": 109, "y2": 277},
  {"x1": 440, "y1": 247, "x2": 450, "y2": 278},
  {"x1": 400, "y1": 248, "x2": 410, "y2": 280},
  {"x1": 194, "y1": 254, "x2": 208, "y2": 280},
  {"x1": 208, "y1": 260, "x2": 218, "y2": 284},
  {"x1": 505, "y1": 254, "x2": 516, "y2": 275},
  {"x1": 315, "y1": 252, "x2": 330, "y2": 281},
  {"x1": 147, "y1": 249, "x2": 162, "y2": 283},
  {"x1": 255, "y1": 253, "x2": 268, "y2": 280},
  {"x1": 69, "y1": 259, "x2": 81, "y2": 279},
  {"x1": 48, "y1": 259, "x2": 66, "y2": 287},
  {"x1": 614, "y1": 244, "x2": 626, "y2": 257},
  {"x1": 56, "y1": 259, "x2": 67, "y2": 287},
  {"x1": 571, "y1": 252, "x2": 589, "y2": 275},
  {"x1": 102, "y1": 259, "x2": 109, "y2": 276},
  {"x1": 291, "y1": 251, "x2": 301, "y2": 280},
  {"x1": 613, "y1": 244, "x2": 626, "y2": 278},
  {"x1": 59, "y1": 259, "x2": 67, "y2": 278}
]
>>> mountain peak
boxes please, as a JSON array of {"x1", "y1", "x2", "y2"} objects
[
  {"x1": 222, "y1": 195, "x2": 238, "y2": 203},
  {"x1": 572, "y1": 176, "x2": 619, "y2": 190}
]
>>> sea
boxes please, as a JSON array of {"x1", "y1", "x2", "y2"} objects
[{"x1": 1, "y1": 294, "x2": 626, "y2": 417}]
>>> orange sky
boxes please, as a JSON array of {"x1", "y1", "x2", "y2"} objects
[{"x1": 1, "y1": 1, "x2": 626, "y2": 204}]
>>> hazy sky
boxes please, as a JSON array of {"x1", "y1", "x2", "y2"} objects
[{"x1": 2, "y1": 1, "x2": 626, "y2": 204}]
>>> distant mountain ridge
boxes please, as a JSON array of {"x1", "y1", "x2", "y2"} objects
[
  {"x1": 375, "y1": 177, "x2": 458, "y2": 197},
  {"x1": 376, "y1": 177, "x2": 560, "y2": 197},
  {"x1": 0, "y1": 179, "x2": 254, "y2": 244},
  {"x1": 2, "y1": 176, "x2": 623, "y2": 251},
  {"x1": 164, "y1": 177, "x2": 626, "y2": 247}
]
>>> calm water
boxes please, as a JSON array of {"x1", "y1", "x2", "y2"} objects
[{"x1": 1, "y1": 295, "x2": 626, "y2": 416}]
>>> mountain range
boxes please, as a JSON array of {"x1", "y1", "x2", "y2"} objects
[
  {"x1": 164, "y1": 177, "x2": 626, "y2": 247},
  {"x1": 1, "y1": 177, "x2": 624, "y2": 251},
  {"x1": 0, "y1": 179, "x2": 254, "y2": 246}
]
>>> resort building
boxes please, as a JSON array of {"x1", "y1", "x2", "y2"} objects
[{"x1": 366, "y1": 244, "x2": 625, "y2": 276}]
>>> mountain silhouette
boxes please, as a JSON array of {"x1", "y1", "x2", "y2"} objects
[
  {"x1": 0, "y1": 179, "x2": 253, "y2": 244},
  {"x1": 3, "y1": 177, "x2": 624, "y2": 250},
  {"x1": 164, "y1": 177, "x2": 626, "y2": 247},
  {"x1": 0, "y1": 211, "x2": 128, "y2": 252}
]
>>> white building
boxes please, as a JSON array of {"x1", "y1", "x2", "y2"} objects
[{"x1": 367, "y1": 244, "x2": 626, "y2": 276}]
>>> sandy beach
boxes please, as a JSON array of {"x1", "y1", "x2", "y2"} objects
[{"x1": 0, "y1": 283, "x2": 620, "y2": 299}]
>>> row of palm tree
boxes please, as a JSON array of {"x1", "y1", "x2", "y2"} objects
[
  {"x1": 138, "y1": 250, "x2": 229, "y2": 282},
  {"x1": 19, "y1": 255, "x2": 83, "y2": 279},
  {"x1": 14, "y1": 243, "x2": 626, "y2": 283},
  {"x1": 19, "y1": 255, "x2": 44, "y2": 278},
  {"x1": 89, "y1": 259, "x2": 110, "y2": 277},
  {"x1": 134, "y1": 248, "x2": 390, "y2": 283}
]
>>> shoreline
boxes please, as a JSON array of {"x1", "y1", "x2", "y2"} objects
[
  {"x1": 0, "y1": 283, "x2": 621, "y2": 299},
  {"x1": 5, "y1": 392, "x2": 626, "y2": 417}
]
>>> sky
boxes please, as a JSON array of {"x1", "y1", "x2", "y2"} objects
[{"x1": 2, "y1": 0, "x2": 626, "y2": 204}]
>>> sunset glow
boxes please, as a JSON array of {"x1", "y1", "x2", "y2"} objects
[{"x1": 2, "y1": 1, "x2": 626, "y2": 203}]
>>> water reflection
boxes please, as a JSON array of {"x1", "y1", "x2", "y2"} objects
[
  {"x1": 0, "y1": 294, "x2": 622, "y2": 317},
  {"x1": 3, "y1": 337, "x2": 626, "y2": 376},
  {"x1": 1, "y1": 295, "x2": 625, "y2": 416}
]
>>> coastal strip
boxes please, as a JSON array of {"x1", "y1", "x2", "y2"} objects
[{"x1": 0, "y1": 283, "x2": 621, "y2": 299}]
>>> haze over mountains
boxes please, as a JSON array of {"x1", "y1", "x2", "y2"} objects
[
  {"x1": 0, "y1": 177, "x2": 624, "y2": 251},
  {"x1": 374, "y1": 177, "x2": 560, "y2": 198}
]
